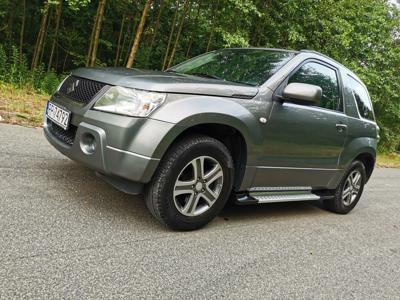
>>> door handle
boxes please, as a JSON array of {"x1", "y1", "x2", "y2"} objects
[{"x1": 336, "y1": 123, "x2": 347, "y2": 132}]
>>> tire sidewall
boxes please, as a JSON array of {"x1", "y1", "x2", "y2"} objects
[
  {"x1": 336, "y1": 160, "x2": 367, "y2": 213},
  {"x1": 158, "y1": 138, "x2": 234, "y2": 229}
]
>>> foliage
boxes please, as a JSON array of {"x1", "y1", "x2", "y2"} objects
[
  {"x1": 0, "y1": 0, "x2": 399, "y2": 151},
  {"x1": 0, "y1": 44, "x2": 61, "y2": 95}
]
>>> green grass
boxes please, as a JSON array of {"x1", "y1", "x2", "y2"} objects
[
  {"x1": 377, "y1": 153, "x2": 400, "y2": 168},
  {"x1": 0, "y1": 82, "x2": 48, "y2": 127},
  {"x1": 1, "y1": 83, "x2": 399, "y2": 168}
]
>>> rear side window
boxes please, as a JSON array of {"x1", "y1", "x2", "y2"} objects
[
  {"x1": 347, "y1": 76, "x2": 375, "y2": 121},
  {"x1": 288, "y1": 62, "x2": 341, "y2": 111}
]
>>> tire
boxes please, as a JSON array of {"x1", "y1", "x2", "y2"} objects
[
  {"x1": 324, "y1": 160, "x2": 366, "y2": 214},
  {"x1": 145, "y1": 134, "x2": 234, "y2": 231}
]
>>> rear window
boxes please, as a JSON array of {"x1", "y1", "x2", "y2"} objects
[{"x1": 347, "y1": 76, "x2": 375, "y2": 121}]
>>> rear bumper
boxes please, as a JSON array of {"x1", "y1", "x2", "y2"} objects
[{"x1": 44, "y1": 117, "x2": 162, "y2": 188}]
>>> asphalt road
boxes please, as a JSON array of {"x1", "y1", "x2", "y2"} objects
[{"x1": 0, "y1": 123, "x2": 399, "y2": 299}]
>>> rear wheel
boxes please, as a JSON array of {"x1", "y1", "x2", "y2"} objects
[
  {"x1": 324, "y1": 160, "x2": 366, "y2": 214},
  {"x1": 145, "y1": 135, "x2": 234, "y2": 231}
]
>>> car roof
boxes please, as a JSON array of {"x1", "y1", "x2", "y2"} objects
[
  {"x1": 223, "y1": 47, "x2": 364, "y2": 84},
  {"x1": 299, "y1": 49, "x2": 364, "y2": 84}
]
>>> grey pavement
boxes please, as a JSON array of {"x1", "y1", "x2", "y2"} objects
[{"x1": 0, "y1": 123, "x2": 399, "y2": 299}]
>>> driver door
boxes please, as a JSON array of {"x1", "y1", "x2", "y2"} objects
[{"x1": 252, "y1": 60, "x2": 348, "y2": 188}]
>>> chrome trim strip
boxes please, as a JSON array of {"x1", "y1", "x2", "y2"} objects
[
  {"x1": 249, "y1": 186, "x2": 312, "y2": 192},
  {"x1": 106, "y1": 146, "x2": 160, "y2": 161},
  {"x1": 254, "y1": 166, "x2": 341, "y2": 171},
  {"x1": 283, "y1": 102, "x2": 346, "y2": 117}
]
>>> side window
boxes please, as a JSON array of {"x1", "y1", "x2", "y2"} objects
[
  {"x1": 347, "y1": 76, "x2": 375, "y2": 121},
  {"x1": 288, "y1": 62, "x2": 341, "y2": 111}
]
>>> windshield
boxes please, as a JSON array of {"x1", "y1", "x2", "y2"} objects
[{"x1": 169, "y1": 49, "x2": 296, "y2": 86}]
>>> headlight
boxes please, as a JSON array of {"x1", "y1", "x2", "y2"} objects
[{"x1": 93, "y1": 86, "x2": 166, "y2": 117}]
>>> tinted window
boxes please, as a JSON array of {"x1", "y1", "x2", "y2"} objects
[
  {"x1": 347, "y1": 76, "x2": 375, "y2": 121},
  {"x1": 288, "y1": 62, "x2": 341, "y2": 111},
  {"x1": 169, "y1": 49, "x2": 295, "y2": 86}
]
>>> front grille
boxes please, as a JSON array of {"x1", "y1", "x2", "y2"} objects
[
  {"x1": 59, "y1": 76, "x2": 106, "y2": 104},
  {"x1": 47, "y1": 120, "x2": 77, "y2": 146}
]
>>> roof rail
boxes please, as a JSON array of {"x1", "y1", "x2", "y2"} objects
[
  {"x1": 300, "y1": 49, "x2": 335, "y2": 61},
  {"x1": 299, "y1": 49, "x2": 360, "y2": 80}
]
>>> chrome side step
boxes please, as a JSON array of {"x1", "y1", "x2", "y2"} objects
[
  {"x1": 235, "y1": 187, "x2": 333, "y2": 205},
  {"x1": 253, "y1": 193, "x2": 320, "y2": 203}
]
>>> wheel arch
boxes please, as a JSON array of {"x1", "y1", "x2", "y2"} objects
[
  {"x1": 153, "y1": 120, "x2": 251, "y2": 191},
  {"x1": 354, "y1": 152, "x2": 376, "y2": 181}
]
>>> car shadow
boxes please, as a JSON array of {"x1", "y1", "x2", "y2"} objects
[
  {"x1": 44, "y1": 159, "x2": 329, "y2": 231},
  {"x1": 217, "y1": 200, "x2": 326, "y2": 226},
  {"x1": 41, "y1": 158, "x2": 168, "y2": 231}
]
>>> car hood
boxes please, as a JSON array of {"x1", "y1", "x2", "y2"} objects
[{"x1": 72, "y1": 67, "x2": 259, "y2": 99}]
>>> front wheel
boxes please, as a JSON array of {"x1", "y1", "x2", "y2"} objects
[
  {"x1": 324, "y1": 160, "x2": 367, "y2": 214},
  {"x1": 145, "y1": 135, "x2": 234, "y2": 231}
]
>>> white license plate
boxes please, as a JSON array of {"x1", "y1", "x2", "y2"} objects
[{"x1": 46, "y1": 102, "x2": 71, "y2": 130}]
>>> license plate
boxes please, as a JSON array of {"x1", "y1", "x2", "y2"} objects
[{"x1": 46, "y1": 102, "x2": 71, "y2": 130}]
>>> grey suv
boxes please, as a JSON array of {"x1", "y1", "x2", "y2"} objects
[{"x1": 44, "y1": 48, "x2": 378, "y2": 230}]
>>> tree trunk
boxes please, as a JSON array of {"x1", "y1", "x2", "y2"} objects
[
  {"x1": 145, "y1": 0, "x2": 166, "y2": 65},
  {"x1": 31, "y1": 3, "x2": 50, "y2": 70},
  {"x1": 167, "y1": 0, "x2": 190, "y2": 69},
  {"x1": 48, "y1": 1, "x2": 62, "y2": 71},
  {"x1": 39, "y1": 7, "x2": 53, "y2": 66},
  {"x1": 162, "y1": 0, "x2": 180, "y2": 70},
  {"x1": 89, "y1": 0, "x2": 107, "y2": 67},
  {"x1": 86, "y1": 1, "x2": 101, "y2": 66},
  {"x1": 206, "y1": 0, "x2": 219, "y2": 52},
  {"x1": 114, "y1": 14, "x2": 126, "y2": 67},
  {"x1": 62, "y1": 51, "x2": 68, "y2": 73},
  {"x1": 123, "y1": 17, "x2": 139, "y2": 65},
  {"x1": 19, "y1": 0, "x2": 26, "y2": 57},
  {"x1": 126, "y1": 0, "x2": 152, "y2": 68},
  {"x1": 185, "y1": 0, "x2": 201, "y2": 58}
]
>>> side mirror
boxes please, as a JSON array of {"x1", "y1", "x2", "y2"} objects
[{"x1": 282, "y1": 83, "x2": 322, "y2": 105}]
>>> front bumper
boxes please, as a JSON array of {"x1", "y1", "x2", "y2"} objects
[
  {"x1": 44, "y1": 120, "x2": 159, "y2": 183},
  {"x1": 44, "y1": 98, "x2": 176, "y2": 192}
]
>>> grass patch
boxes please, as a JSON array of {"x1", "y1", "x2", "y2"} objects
[
  {"x1": 0, "y1": 82, "x2": 48, "y2": 127},
  {"x1": 377, "y1": 153, "x2": 400, "y2": 168}
]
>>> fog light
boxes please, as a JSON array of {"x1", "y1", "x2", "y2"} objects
[{"x1": 80, "y1": 133, "x2": 97, "y2": 155}]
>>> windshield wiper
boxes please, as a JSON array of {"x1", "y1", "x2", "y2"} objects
[
  {"x1": 165, "y1": 69, "x2": 179, "y2": 74},
  {"x1": 189, "y1": 72, "x2": 222, "y2": 80}
]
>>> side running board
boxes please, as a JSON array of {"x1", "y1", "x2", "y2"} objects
[{"x1": 235, "y1": 186, "x2": 333, "y2": 205}]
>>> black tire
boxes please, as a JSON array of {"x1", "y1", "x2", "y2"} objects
[
  {"x1": 324, "y1": 160, "x2": 366, "y2": 214},
  {"x1": 145, "y1": 134, "x2": 234, "y2": 231}
]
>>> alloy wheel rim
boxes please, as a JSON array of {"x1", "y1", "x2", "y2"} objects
[
  {"x1": 342, "y1": 170, "x2": 362, "y2": 206},
  {"x1": 173, "y1": 156, "x2": 224, "y2": 217}
]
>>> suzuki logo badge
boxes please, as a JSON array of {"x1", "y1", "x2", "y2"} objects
[{"x1": 66, "y1": 79, "x2": 80, "y2": 94}]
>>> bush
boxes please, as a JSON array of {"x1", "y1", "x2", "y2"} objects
[
  {"x1": 0, "y1": 43, "x2": 61, "y2": 95},
  {"x1": 40, "y1": 71, "x2": 60, "y2": 95}
]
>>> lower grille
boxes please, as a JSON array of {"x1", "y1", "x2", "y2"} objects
[{"x1": 47, "y1": 119, "x2": 77, "y2": 146}]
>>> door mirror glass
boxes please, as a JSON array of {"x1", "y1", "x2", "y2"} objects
[{"x1": 282, "y1": 82, "x2": 322, "y2": 105}]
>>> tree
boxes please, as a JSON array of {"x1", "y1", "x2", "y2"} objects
[
  {"x1": 162, "y1": 0, "x2": 180, "y2": 70},
  {"x1": 87, "y1": 0, "x2": 107, "y2": 67},
  {"x1": 167, "y1": 0, "x2": 190, "y2": 68},
  {"x1": 48, "y1": 0, "x2": 62, "y2": 71},
  {"x1": 126, "y1": 0, "x2": 152, "y2": 68},
  {"x1": 31, "y1": 2, "x2": 50, "y2": 70},
  {"x1": 19, "y1": 0, "x2": 26, "y2": 57}
]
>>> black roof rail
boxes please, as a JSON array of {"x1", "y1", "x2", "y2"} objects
[{"x1": 299, "y1": 49, "x2": 361, "y2": 81}]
